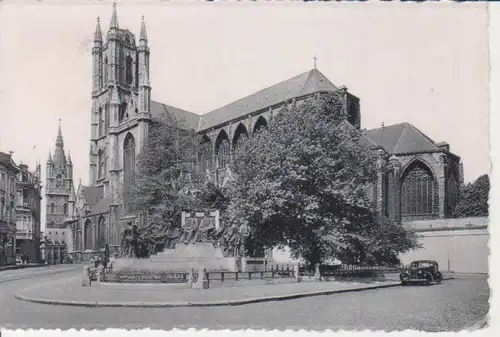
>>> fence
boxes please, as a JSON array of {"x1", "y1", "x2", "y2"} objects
[{"x1": 89, "y1": 263, "x2": 410, "y2": 283}]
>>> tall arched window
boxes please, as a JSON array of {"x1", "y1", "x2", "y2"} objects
[
  {"x1": 84, "y1": 220, "x2": 92, "y2": 250},
  {"x1": 98, "y1": 215, "x2": 107, "y2": 249},
  {"x1": 401, "y1": 160, "x2": 435, "y2": 221},
  {"x1": 126, "y1": 56, "x2": 133, "y2": 85},
  {"x1": 50, "y1": 203, "x2": 55, "y2": 214},
  {"x1": 98, "y1": 107, "x2": 104, "y2": 137},
  {"x1": 123, "y1": 133, "x2": 136, "y2": 214},
  {"x1": 103, "y1": 57, "x2": 108, "y2": 84},
  {"x1": 119, "y1": 102, "x2": 128, "y2": 123},
  {"x1": 22, "y1": 216, "x2": 27, "y2": 231},
  {"x1": 56, "y1": 175, "x2": 62, "y2": 187},
  {"x1": 253, "y1": 116, "x2": 268, "y2": 133},
  {"x1": 98, "y1": 150, "x2": 106, "y2": 179},
  {"x1": 198, "y1": 136, "x2": 212, "y2": 174},
  {"x1": 215, "y1": 131, "x2": 230, "y2": 171},
  {"x1": 63, "y1": 203, "x2": 68, "y2": 215},
  {"x1": 123, "y1": 133, "x2": 136, "y2": 183},
  {"x1": 232, "y1": 123, "x2": 248, "y2": 151}
]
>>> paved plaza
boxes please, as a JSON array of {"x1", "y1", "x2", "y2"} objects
[{"x1": 0, "y1": 265, "x2": 490, "y2": 331}]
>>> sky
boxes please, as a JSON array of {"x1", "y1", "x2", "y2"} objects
[{"x1": 0, "y1": 1, "x2": 490, "y2": 231}]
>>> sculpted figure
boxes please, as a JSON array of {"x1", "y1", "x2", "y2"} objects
[{"x1": 191, "y1": 217, "x2": 216, "y2": 243}]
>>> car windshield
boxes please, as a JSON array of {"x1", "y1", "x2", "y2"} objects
[{"x1": 410, "y1": 261, "x2": 434, "y2": 268}]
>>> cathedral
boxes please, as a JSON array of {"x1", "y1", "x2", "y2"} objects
[{"x1": 62, "y1": 4, "x2": 463, "y2": 262}]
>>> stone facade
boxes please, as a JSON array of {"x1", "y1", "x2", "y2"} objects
[
  {"x1": 68, "y1": 4, "x2": 463, "y2": 261},
  {"x1": 0, "y1": 152, "x2": 20, "y2": 266},
  {"x1": 15, "y1": 163, "x2": 42, "y2": 263}
]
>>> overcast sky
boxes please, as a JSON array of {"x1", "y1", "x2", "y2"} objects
[{"x1": 0, "y1": 1, "x2": 490, "y2": 229}]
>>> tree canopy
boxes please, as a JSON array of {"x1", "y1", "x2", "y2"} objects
[
  {"x1": 453, "y1": 174, "x2": 490, "y2": 218},
  {"x1": 228, "y1": 93, "x2": 419, "y2": 266}
]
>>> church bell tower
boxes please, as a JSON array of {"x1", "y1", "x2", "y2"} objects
[{"x1": 89, "y1": 2, "x2": 151, "y2": 205}]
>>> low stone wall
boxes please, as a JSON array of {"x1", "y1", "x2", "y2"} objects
[
  {"x1": 403, "y1": 216, "x2": 488, "y2": 231},
  {"x1": 400, "y1": 218, "x2": 489, "y2": 274}
]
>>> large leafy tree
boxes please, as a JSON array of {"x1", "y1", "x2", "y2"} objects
[
  {"x1": 228, "y1": 93, "x2": 418, "y2": 266},
  {"x1": 453, "y1": 174, "x2": 490, "y2": 218}
]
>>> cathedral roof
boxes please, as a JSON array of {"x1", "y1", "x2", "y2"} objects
[
  {"x1": 87, "y1": 196, "x2": 113, "y2": 216},
  {"x1": 150, "y1": 68, "x2": 339, "y2": 132},
  {"x1": 364, "y1": 122, "x2": 440, "y2": 155},
  {"x1": 150, "y1": 101, "x2": 201, "y2": 130},
  {"x1": 80, "y1": 185, "x2": 103, "y2": 207},
  {"x1": 340, "y1": 121, "x2": 379, "y2": 148},
  {"x1": 198, "y1": 68, "x2": 338, "y2": 131}
]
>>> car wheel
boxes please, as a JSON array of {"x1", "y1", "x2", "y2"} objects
[{"x1": 425, "y1": 274, "x2": 432, "y2": 286}]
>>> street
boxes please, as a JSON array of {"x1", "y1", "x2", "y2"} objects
[{"x1": 0, "y1": 266, "x2": 489, "y2": 331}]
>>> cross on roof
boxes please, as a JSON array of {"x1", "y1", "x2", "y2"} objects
[{"x1": 313, "y1": 55, "x2": 317, "y2": 69}]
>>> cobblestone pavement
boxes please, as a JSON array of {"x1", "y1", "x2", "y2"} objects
[{"x1": 0, "y1": 269, "x2": 489, "y2": 332}]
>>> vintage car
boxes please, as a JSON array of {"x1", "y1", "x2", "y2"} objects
[{"x1": 400, "y1": 260, "x2": 443, "y2": 285}]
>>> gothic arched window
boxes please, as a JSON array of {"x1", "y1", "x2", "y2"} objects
[
  {"x1": 63, "y1": 203, "x2": 68, "y2": 215},
  {"x1": 103, "y1": 57, "x2": 108, "y2": 84},
  {"x1": 119, "y1": 102, "x2": 128, "y2": 123},
  {"x1": 198, "y1": 136, "x2": 213, "y2": 174},
  {"x1": 401, "y1": 160, "x2": 435, "y2": 221},
  {"x1": 98, "y1": 150, "x2": 106, "y2": 179},
  {"x1": 84, "y1": 220, "x2": 92, "y2": 250},
  {"x1": 123, "y1": 133, "x2": 136, "y2": 183},
  {"x1": 98, "y1": 107, "x2": 104, "y2": 137},
  {"x1": 56, "y1": 175, "x2": 62, "y2": 187},
  {"x1": 232, "y1": 123, "x2": 248, "y2": 151},
  {"x1": 126, "y1": 56, "x2": 133, "y2": 85},
  {"x1": 50, "y1": 203, "x2": 55, "y2": 214},
  {"x1": 98, "y1": 215, "x2": 107, "y2": 249},
  {"x1": 253, "y1": 116, "x2": 268, "y2": 133},
  {"x1": 215, "y1": 130, "x2": 230, "y2": 171}
]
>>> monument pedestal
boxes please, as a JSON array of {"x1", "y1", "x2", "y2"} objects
[{"x1": 113, "y1": 243, "x2": 240, "y2": 272}]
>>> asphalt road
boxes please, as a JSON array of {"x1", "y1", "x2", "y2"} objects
[{"x1": 0, "y1": 266, "x2": 489, "y2": 331}]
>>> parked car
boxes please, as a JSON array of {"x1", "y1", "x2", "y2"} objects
[{"x1": 400, "y1": 260, "x2": 443, "y2": 285}]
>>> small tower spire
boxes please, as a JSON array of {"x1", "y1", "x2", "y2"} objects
[
  {"x1": 47, "y1": 151, "x2": 53, "y2": 163},
  {"x1": 140, "y1": 15, "x2": 148, "y2": 43},
  {"x1": 94, "y1": 17, "x2": 103, "y2": 42},
  {"x1": 110, "y1": 1, "x2": 119, "y2": 29},
  {"x1": 313, "y1": 55, "x2": 317, "y2": 69},
  {"x1": 67, "y1": 150, "x2": 73, "y2": 165},
  {"x1": 56, "y1": 119, "x2": 64, "y2": 148}
]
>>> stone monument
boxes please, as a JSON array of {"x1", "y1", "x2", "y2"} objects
[{"x1": 114, "y1": 210, "x2": 242, "y2": 272}]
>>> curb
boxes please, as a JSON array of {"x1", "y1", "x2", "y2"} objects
[{"x1": 14, "y1": 282, "x2": 402, "y2": 308}]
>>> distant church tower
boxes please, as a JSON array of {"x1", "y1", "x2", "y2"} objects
[
  {"x1": 89, "y1": 3, "x2": 151, "y2": 209},
  {"x1": 45, "y1": 123, "x2": 74, "y2": 237}
]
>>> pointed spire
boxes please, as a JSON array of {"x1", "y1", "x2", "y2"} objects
[
  {"x1": 47, "y1": 151, "x2": 53, "y2": 163},
  {"x1": 69, "y1": 182, "x2": 76, "y2": 202},
  {"x1": 140, "y1": 15, "x2": 148, "y2": 42},
  {"x1": 56, "y1": 119, "x2": 64, "y2": 148},
  {"x1": 110, "y1": 1, "x2": 119, "y2": 29},
  {"x1": 67, "y1": 150, "x2": 73, "y2": 164},
  {"x1": 94, "y1": 17, "x2": 103, "y2": 42}
]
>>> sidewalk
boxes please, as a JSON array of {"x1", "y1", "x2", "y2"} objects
[{"x1": 14, "y1": 275, "x2": 405, "y2": 308}]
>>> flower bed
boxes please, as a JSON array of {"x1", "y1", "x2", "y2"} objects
[{"x1": 103, "y1": 269, "x2": 191, "y2": 284}]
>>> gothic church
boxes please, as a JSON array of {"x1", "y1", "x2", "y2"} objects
[{"x1": 63, "y1": 4, "x2": 463, "y2": 261}]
